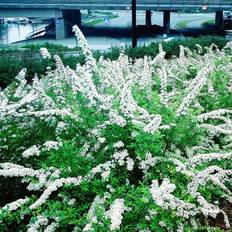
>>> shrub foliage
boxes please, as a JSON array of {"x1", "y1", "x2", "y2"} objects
[
  {"x1": 0, "y1": 36, "x2": 227, "y2": 89},
  {"x1": 0, "y1": 27, "x2": 232, "y2": 231}
]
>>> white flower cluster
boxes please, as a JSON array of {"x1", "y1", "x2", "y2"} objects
[
  {"x1": 199, "y1": 123, "x2": 232, "y2": 136},
  {"x1": 14, "y1": 68, "x2": 28, "y2": 98},
  {"x1": 22, "y1": 141, "x2": 62, "y2": 158},
  {"x1": 29, "y1": 176, "x2": 82, "y2": 209},
  {"x1": 143, "y1": 115, "x2": 162, "y2": 134},
  {"x1": 195, "y1": 44, "x2": 203, "y2": 54},
  {"x1": 0, "y1": 162, "x2": 41, "y2": 178},
  {"x1": 106, "y1": 199, "x2": 125, "y2": 231},
  {"x1": 82, "y1": 195, "x2": 109, "y2": 231},
  {"x1": 177, "y1": 64, "x2": 213, "y2": 116},
  {"x1": 72, "y1": 25, "x2": 96, "y2": 69},
  {"x1": 126, "y1": 157, "x2": 134, "y2": 171},
  {"x1": 27, "y1": 215, "x2": 48, "y2": 232},
  {"x1": 40, "y1": 48, "x2": 51, "y2": 59},
  {"x1": 189, "y1": 152, "x2": 232, "y2": 167},
  {"x1": 109, "y1": 110, "x2": 127, "y2": 127},
  {"x1": 113, "y1": 141, "x2": 124, "y2": 149},
  {"x1": 187, "y1": 166, "x2": 231, "y2": 228},
  {"x1": 169, "y1": 158, "x2": 193, "y2": 177},
  {"x1": 42, "y1": 141, "x2": 62, "y2": 151},
  {"x1": 157, "y1": 67, "x2": 168, "y2": 105},
  {"x1": 44, "y1": 222, "x2": 59, "y2": 232},
  {"x1": 113, "y1": 150, "x2": 129, "y2": 165},
  {"x1": 139, "y1": 152, "x2": 160, "y2": 173},
  {"x1": 150, "y1": 179, "x2": 198, "y2": 219},
  {"x1": 27, "y1": 216, "x2": 60, "y2": 232},
  {"x1": 197, "y1": 109, "x2": 232, "y2": 122},
  {"x1": 1, "y1": 197, "x2": 29, "y2": 212},
  {"x1": 22, "y1": 145, "x2": 40, "y2": 158},
  {"x1": 0, "y1": 163, "x2": 62, "y2": 195},
  {"x1": 187, "y1": 166, "x2": 231, "y2": 199}
]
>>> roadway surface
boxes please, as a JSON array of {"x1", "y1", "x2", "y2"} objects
[{"x1": 95, "y1": 11, "x2": 214, "y2": 30}]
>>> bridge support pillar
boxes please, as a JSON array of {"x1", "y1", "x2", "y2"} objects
[
  {"x1": 163, "y1": 10, "x2": 171, "y2": 34},
  {"x1": 215, "y1": 10, "x2": 224, "y2": 33},
  {"x1": 55, "y1": 10, "x2": 82, "y2": 40},
  {"x1": 145, "y1": 10, "x2": 152, "y2": 27},
  {"x1": 55, "y1": 18, "x2": 68, "y2": 40}
]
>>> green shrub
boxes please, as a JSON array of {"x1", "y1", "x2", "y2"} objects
[
  {"x1": 21, "y1": 42, "x2": 80, "y2": 52},
  {"x1": 0, "y1": 27, "x2": 231, "y2": 231},
  {"x1": 0, "y1": 36, "x2": 228, "y2": 89}
]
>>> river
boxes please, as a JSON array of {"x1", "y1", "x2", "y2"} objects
[{"x1": 0, "y1": 22, "x2": 48, "y2": 44}]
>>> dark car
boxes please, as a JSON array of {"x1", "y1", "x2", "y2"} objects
[{"x1": 224, "y1": 11, "x2": 232, "y2": 19}]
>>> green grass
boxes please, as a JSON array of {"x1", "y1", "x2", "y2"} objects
[
  {"x1": 21, "y1": 42, "x2": 80, "y2": 52},
  {"x1": 175, "y1": 18, "x2": 216, "y2": 30},
  {"x1": 175, "y1": 20, "x2": 192, "y2": 29},
  {"x1": 202, "y1": 19, "x2": 215, "y2": 27},
  {"x1": 84, "y1": 15, "x2": 118, "y2": 26}
]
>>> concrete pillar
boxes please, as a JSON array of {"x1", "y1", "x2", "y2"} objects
[
  {"x1": 163, "y1": 10, "x2": 171, "y2": 34},
  {"x1": 215, "y1": 10, "x2": 224, "y2": 32},
  {"x1": 55, "y1": 18, "x2": 68, "y2": 40},
  {"x1": 145, "y1": 10, "x2": 152, "y2": 27},
  {"x1": 55, "y1": 10, "x2": 81, "y2": 40}
]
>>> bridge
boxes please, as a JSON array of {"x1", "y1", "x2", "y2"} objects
[
  {"x1": 0, "y1": 0, "x2": 231, "y2": 40},
  {"x1": 0, "y1": 0, "x2": 231, "y2": 11}
]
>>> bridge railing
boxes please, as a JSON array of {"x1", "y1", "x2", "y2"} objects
[{"x1": 0, "y1": 0, "x2": 231, "y2": 8}]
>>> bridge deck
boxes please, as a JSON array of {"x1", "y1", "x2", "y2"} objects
[{"x1": 0, "y1": 0, "x2": 231, "y2": 11}]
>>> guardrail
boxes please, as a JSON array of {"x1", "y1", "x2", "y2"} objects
[
  {"x1": 0, "y1": 0, "x2": 230, "y2": 3},
  {"x1": 26, "y1": 23, "x2": 54, "y2": 39},
  {"x1": 0, "y1": 0, "x2": 231, "y2": 10}
]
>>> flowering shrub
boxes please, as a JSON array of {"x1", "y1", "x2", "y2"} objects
[{"x1": 0, "y1": 26, "x2": 232, "y2": 231}]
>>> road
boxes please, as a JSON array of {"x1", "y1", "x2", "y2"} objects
[{"x1": 95, "y1": 11, "x2": 214, "y2": 29}]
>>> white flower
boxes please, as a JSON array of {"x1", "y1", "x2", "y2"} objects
[
  {"x1": 29, "y1": 177, "x2": 82, "y2": 209},
  {"x1": 22, "y1": 145, "x2": 40, "y2": 158},
  {"x1": 44, "y1": 222, "x2": 59, "y2": 232},
  {"x1": 113, "y1": 141, "x2": 124, "y2": 149},
  {"x1": 67, "y1": 198, "x2": 76, "y2": 206},
  {"x1": 126, "y1": 157, "x2": 134, "y2": 171},
  {"x1": 177, "y1": 65, "x2": 213, "y2": 116},
  {"x1": 189, "y1": 152, "x2": 232, "y2": 167},
  {"x1": 43, "y1": 141, "x2": 62, "y2": 151},
  {"x1": 101, "y1": 170, "x2": 110, "y2": 180},
  {"x1": 98, "y1": 137, "x2": 106, "y2": 144},
  {"x1": 143, "y1": 115, "x2": 162, "y2": 134},
  {"x1": 40, "y1": 48, "x2": 51, "y2": 59},
  {"x1": 106, "y1": 199, "x2": 125, "y2": 231},
  {"x1": 150, "y1": 179, "x2": 198, "y2": 219},
  {"x1": 27, "y1": 215, "x2": 48, "y2": 232},
  {"x1": 2, "y1": 197, "x2": 29, "y2": 212}
]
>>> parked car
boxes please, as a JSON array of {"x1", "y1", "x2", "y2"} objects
[
  {"x1": 223, "y1": 11, "x2": 232, "y2": 20},
  {"x1": 224, "y1": 11, "x2": 232, "y2": 29}
]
